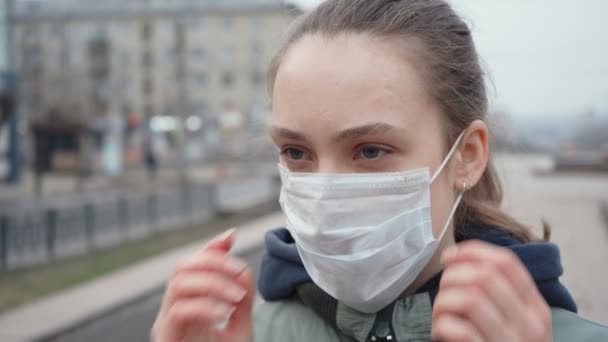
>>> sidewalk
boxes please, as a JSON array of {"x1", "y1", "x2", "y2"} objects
[
  {"x1": 496, "y1": 153, "x2": 608, "y2": 324},
  {"x1": 0, "y1": 212, "x2": 285, "y2": 342}
]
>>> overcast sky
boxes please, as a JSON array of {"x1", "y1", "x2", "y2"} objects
[{"x1": 291, "y1": 0, "x2": 608, "y2": 118}]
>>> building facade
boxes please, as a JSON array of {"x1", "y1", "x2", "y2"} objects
[
  {"x1": 11, "y1": 0, "x2": 298, "y2": 170},
  {"x1": 13, "y1": 0, "x2": 297, "y2": 126}
]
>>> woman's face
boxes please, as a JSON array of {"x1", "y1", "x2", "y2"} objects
[{"x1": 270, "y1": 33, "x2": 461, "y2": 238}]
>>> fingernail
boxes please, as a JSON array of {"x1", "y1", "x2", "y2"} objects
[
  {"x1": 224, "y1": 258, "x2": 248, "y2": 275},
  {"x1": 220, "y1": 228, "x2": 237, "y2": 241},
  {"x1": 213, "y1": 303, "x2": 234, "y2": 318},
  {"x1": 226, "y1": 286, "x2": 248, "y2": 302},
  {"x1": 441, "y1": 245, "x2": 459, "y2": 264}
]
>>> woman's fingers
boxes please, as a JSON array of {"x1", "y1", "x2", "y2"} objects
[
  {"x1": 165, "y1": 272, "x2": 248, "y2": 306},
  {"x1": 439, "y1": 262, "x2": 527, "y2": 324},
  {"x1": 166, "y1": 297, "x2": 235, "y2": 331},
  {"x1": 433, "y1": 286, "x2": 510, "y2": 342},
  {"x1": 431, "y1": 313, "x2": 484, "y2": 342},
  {"x1": 152, "y1": 228, "x2": 256, "y2": 342},
  {"x1": 160, "y1": 229, "x2": 248, "y2": 313},
  {"x1": 161, "y1": 253, "x2": 249, "y2": 311},
  {"x1": 225, "y1": 266, "x2": 256, "y2": 335},
  {"x1": 203, "y1": 228, "x2": 237, "y2": 252},
  {"x1": 442, "y1": 240, "x2": 544, "y2": 307},
  {"x1": 439, "y1": 241, "x2": 553, "y2": 341},
  {"x1": 173, "y1": 250, "x2": 248, "y2": 278}
]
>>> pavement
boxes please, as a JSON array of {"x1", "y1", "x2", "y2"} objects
[
  {"x1": 496, "y1": 153, "x2": 608, "y2": 324},
  {"x1": 0, "y1": 212, "x2": 285, "y2": 342}
]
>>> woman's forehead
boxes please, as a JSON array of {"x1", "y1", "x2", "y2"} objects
[{"x1": 271, "y1": 33, "x2": 440, "y2": 136}]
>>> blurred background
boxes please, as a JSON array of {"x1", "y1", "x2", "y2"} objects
[{"x1": 0, "y1": 0, "x2": 606, "y2": 341}]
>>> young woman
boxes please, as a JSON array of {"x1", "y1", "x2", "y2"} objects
[{"x1": 152, "y1": 1, "x2": 608, "y2": 341}]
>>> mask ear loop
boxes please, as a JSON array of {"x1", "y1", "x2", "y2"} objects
[
  {"x1": 430, "y1": 131, "x2": 466, "y2": 184},
  {"x1": 431, "y1": 131, "x2": 467, "y2": 241},
  {"x1": 437, "y1": 187, "x2": 465, "y2": 241}
]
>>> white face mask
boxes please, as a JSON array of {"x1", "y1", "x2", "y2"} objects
[{"x1": 278, "y1": 132, "x2": 465, "y2": 313}]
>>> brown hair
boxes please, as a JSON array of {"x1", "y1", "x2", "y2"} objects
[{"x1": 268, "y1": 0, "x2": 547, "y2": 242}]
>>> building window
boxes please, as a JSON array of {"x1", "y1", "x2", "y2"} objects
[
  {"x1": 93, "y1": 24, "x2": 107, "y2": 39},
  {"x1": 119, "y1": 50, "x2": 130, "y2": 67},
  {"x1": 190, "y1": 102, "x2": 209, "y2": 115},
  {"x1": 22, "y1": 46, "x2": 42, "y2": 72},
  {"x1": 118, "y1": 21, "x2": 131, "y2": 32},
  {"x1": 222, "y1": 71, "x2": 234, "y2": 89},
  {"x1": 250, "y1": 17, "x2": 263, "y2": 33},
  {"x1": 50, "y1": 24, "x2": 64, "y2": 37},
  {"x1": 121, "y1": 77, "x2": 129, "y2": 93},
  {"x1": 165, "y1": 49, "x2": 175, "y2": 62},
  {"x1": 141, "y1": 22, "x2": 153, "y2": 40},
  {"x1": 144, "y1": 104, "x2": 154, "y2": 117},
  {"x1": 222, "y1": 17, "x2": 234, "y2": 32},
  {"x1": 251, "y1": 42, "x2": 263, "y2": 64},
  {"x1": 221, "y1": 46, "x2": 234, "y2": 65},
  {"x1": 251, "y1": 70, "x2": 264, "y2": 87},
  {"x1": 23, "y1": 26, "x2": 40, "y2": 43},
  {"x1": 48, "y1": 44, "x2": 61, "y2": 67},
  {"x1": 30, "y1": 89, "x2": 41, "y2": 108},
  {"x1": 185, "y1": 15, "x2": 205, "y2": 33},
  {"x1": 122, "y1": 103, "x2": 132, "y2": 115},
  {"x1": 142, "y1": 50, "x2": 154, "y2": 68},
  {"x1": 143, "y1": 78, "x2": 154, "y2": 95},
  {"x1": 71, "y1": 45, "x2": 83, "y2": 66},
  {"x1": 191, "y1": 72, "x2": 208, "y2": 88},
  {"x1": 190, "y1": 48, "x2": 207, "y2": 61},
  {"x1": 163, "y1": 21, "x2": 175, "y2": 36}
]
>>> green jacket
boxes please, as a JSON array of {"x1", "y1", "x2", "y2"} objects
[
  {"x1": 254, "y1": 293, "x2": 608, "y2": 342},
  {"x1": 255, "y1": 227, "x2": 607, "y2": 341}
]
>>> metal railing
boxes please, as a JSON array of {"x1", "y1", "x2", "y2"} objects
[{"x1": 0, "y1": 177, "x2": 279, "y2": 273}]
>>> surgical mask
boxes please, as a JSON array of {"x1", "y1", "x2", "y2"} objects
[{"x1": 278, "y1": 132, "x2": 465, "y2": 313}]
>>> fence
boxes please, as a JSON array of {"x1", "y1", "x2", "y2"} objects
[{"x1": 0, "y1": 177, "x2": 279, "y2": 273}]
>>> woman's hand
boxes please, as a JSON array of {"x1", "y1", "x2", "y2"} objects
[
  {"x1": 432, "y1": 240, "x2": 553, "y2": 342},
  {"x1": 151, "y1": 229, "x2": 255, "y2": 342}
]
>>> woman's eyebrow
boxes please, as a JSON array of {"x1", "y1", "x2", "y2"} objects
[
  {"x1": 270, "y1": 126, "x2": 312, "y2": 143},
  {"x1": 332, "y1": 122, "x2": 402, "y2": 143}
]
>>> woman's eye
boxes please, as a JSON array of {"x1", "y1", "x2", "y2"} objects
[
  {"x1": 282, "y1": 147, "x2": 310, "y2": 161},
  {"x1": 356, "y1": 146, "x2": 390, "y2": 160}
]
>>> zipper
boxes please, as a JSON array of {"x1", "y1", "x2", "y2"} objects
[{"x1": 366, "y1": 302, "x2": 397, "y2": 342}]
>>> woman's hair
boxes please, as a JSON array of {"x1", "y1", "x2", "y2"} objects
[{"x1": 268, "y1": 0, "x2": 546, "y2": 242}]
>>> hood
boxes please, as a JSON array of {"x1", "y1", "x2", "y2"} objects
[{"x1": 257, "y1": 224, "x2": 577, "y2": 313}]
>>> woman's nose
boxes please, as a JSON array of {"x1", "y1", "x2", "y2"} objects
[{"x1": 317, "y1": 159, "x2": 352, "y2": 174}]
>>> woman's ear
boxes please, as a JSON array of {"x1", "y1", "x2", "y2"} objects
[{"x1": 454, "y1": 120, "x2": 489, "y2": 190}]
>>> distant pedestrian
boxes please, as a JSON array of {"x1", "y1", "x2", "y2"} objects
[{"x1": 143, "y1": 121, "x2": 158, "y2": 180}]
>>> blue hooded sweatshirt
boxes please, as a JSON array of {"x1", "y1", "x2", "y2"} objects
[{"x1": 257, "y1": 224, "x2": 577, "y2": 313}]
